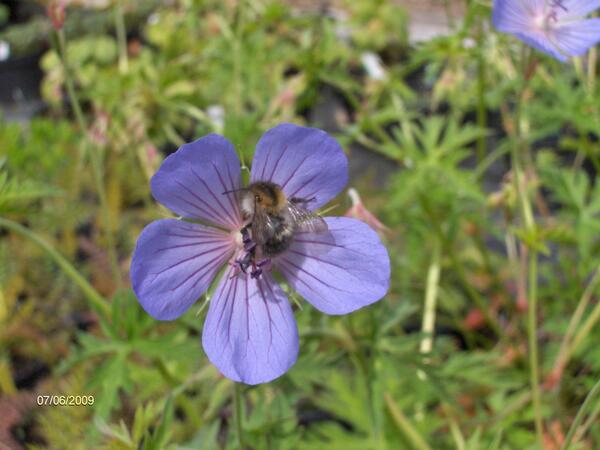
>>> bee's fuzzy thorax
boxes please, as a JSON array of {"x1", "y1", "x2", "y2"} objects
[{"x1": 241, "y1": 181, "x2": 287, "y2": 215}]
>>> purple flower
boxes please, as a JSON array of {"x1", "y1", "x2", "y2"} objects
[
  {"x1": 493, "y1": 0, "x2": 600, "y2": 62},
  {"x1": 130, "y1": 123, "x2": 390, "y2": 385}
]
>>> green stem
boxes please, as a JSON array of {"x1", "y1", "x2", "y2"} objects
[
  {"x1": 510, "y1": 53, "x2": 543, "y2": 445},
  {"x1": 231, "y1": 0, "x2": 246, "y2": 169},
  {"x1": 574, "y1": 391, "x2": 600, "y2": 444},
  {"x1": 552, "y1": 264, "x2": 600, "y2": 379},
  {"x1": 419, "y1": 240, "x2": 442, "y2": 356},
  {"x1": 512, "y1": 143, "x2": 543, "y2": 447},
  {"x1": 527, "y1": 251, "x2": 543, "y2": 445},
  {"x1": 115, "y1": 0, "x2": 129, "y2": 73},
  {"x1": 385, "y1": 394, "x2": 432, "y2": 450},
  {"x1": 234, "y1": 383, "x2": 246, "y2": 450},
  {"x1": 56, "y1": 28, "x2": 121, "y2": 288},
  {"x1": 57, "y1": 30, "x2": 85, "y2": 130},
  {"x1": 0, "y1": 217, "x2": 110, "y2": 318},
  {"x1": 418, "y1": 195, "x2": 503, "y2": 338},
  {"x1": 476, "y1": 24, "x2": 487, "y2": 163},
  {"x1": 560, "y1": 378, "x2": 600, "y2": 450},
  {"x1": 568, "y1": 290, "x2": 600, "y2": 360},
  {"x1": 364, "y1": 306, "x2": 384, "y2": 447}
]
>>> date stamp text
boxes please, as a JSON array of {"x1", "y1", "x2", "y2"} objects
[{"x1": 36, "y1": 395, "x2": 95, "y2": 406}]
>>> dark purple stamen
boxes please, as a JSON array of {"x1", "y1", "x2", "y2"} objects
[
  {"x1": 235, "y1": 251, "x2": 253, "y2": 274},
  {"x1": 234, "y1": 225, "x2": 270, "y2": 279},
  {"x1": 250, "y1": 259, "x2": 270, "y2": 279}
]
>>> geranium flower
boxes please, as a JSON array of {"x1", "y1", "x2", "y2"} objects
[
  {"x1": 493, "y1": 0, "x2": 600, "y2": 62},
  {"x1": 130, "y1": 124, "x2": 390, "y2": 385}
]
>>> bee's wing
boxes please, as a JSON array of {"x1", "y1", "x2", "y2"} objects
[
  {"x1": 285, "y1": 201, "x2": 328, "y2": 234},
  {"x1": 250, "y1": 207, "x2": 278, "y2": 246}
]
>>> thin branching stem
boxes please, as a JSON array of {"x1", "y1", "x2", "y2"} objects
[
  {"x1": 511, "y1": 47, "x2": 543, "y2": 446},
  {"x1": 56, "y1": 28, "x2": 122, "y2": 288}
]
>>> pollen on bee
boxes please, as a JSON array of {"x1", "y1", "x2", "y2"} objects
[
  {"x1": 240, "y1": 194, "x2": 255, "y2": 216},
  {"x1": 231, "y1": 229, "x2": 244, "y2": 248}
]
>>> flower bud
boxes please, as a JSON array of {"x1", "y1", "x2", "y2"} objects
[
  {"x1": 345, "y1": 188, "x2": 389, "y2": 236},
  {"x1": 48, "y1": 1, "x2": 66, "y2": 30}
]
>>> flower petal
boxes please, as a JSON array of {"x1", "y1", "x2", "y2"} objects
[
  {"x1": 277, "y1": 217, "x2": 390, "y2": 315},
  {"x1": 492, "y1": 0, "x2": 537, "y2": 33},
  {"x1": 555, "y1": 19, "x2": 600, "y2": 57},
  {"x1": 130, "y1": 219, "x2": 234, "y2": 320},
  {"x1": 560, "y1": 1, "x2": 600, "y2": 20},
  {"x1": 151, "y1": 135, "x2": 243, "y2": 230},
  {"x1": 514, "y1": 30, "x2": 569, "y2": 61},
  {"x1": 250, "y1": 123, "x2": 348, "y2": 211},
  {"x1": 202, "y1": 266, "x2": 299, "y2": 385}
]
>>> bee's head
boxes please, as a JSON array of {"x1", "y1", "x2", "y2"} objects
[{"x1": 242, "y1": 182, "x2": 286, "y2": 215}]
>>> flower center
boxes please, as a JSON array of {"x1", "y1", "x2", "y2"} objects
[
  {"x1": 535, "y1": 0, "x2": 568, "y2": 31},
  {"x1": 232, "y1": 225, "x2": 271, "y2": 280}
]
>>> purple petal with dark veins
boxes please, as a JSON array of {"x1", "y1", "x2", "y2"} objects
[
  {"x1": 514, "y1": 30, "x2": 569, "y2": 61},
  {"x1": 130, "y1": 219, "x2": 234, "y2": 320},
  {"x1": 151, "y1": 134, "x2": 243, "y2": 230},
  {"x1": 250, "y1": 123, "x2": 348, "y2": 211},
  {"x1": 560, "y1": 1, "x2": 600, "y2": 20},
  {"x1": 555, "y1": 19, "x2": 600, "y2": 57},
  {"x1": 202, "y1": 266, "x2": 299, "y2": 385},
  {"x1": 492, "y1": 0, "x2": 538, "y2": 33},
  {"x1": 277, "y1": 217, "x2": 390, "y2": 315},
  {"x1": 493, "y1": 0, "x2": 600, "y2": 62}
]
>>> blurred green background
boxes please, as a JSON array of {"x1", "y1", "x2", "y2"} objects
[{"x1": 1, "y1": 0, "x2": 600, "y2": 449}]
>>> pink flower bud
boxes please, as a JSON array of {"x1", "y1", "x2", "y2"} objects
[
  {"x1": 344, "y1": 188, "x2": 389, "y2": 235},
  {"x1": 48, "y1": 1, "x2": 66, "y2": 30}
]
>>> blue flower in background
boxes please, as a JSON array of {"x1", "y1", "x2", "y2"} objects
[
  {"x1": 493, "y1": 0, "x2": 600, "y2": 62},
  {"x1": 130, "y1": 123, "x2": 390, "y2": 385}
]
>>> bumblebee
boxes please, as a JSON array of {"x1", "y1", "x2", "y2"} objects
[
  {"x1": 226, "y1": 181, "x2": 327, "y2": 278},
  {"x1": 239, "y1": 181, "x2": 328, "y2": 258}
]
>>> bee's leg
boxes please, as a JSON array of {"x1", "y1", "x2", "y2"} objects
[
  {"x1": 250, "y1": 258, "x2": 271, "y2": 279},
  {"x1": 240, "y1": 224, "x2": 257, "y2": 252},
  {"x1": 290, "y1": 196, "x2": 317, "y2": 206},
  {"x1": 231, "y1": 250, "x2": 253, "y2": 277}
]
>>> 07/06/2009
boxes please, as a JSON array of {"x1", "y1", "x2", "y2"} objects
[{"x1": 36, "y1": 395, "x2": 95, "y2": 406}]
